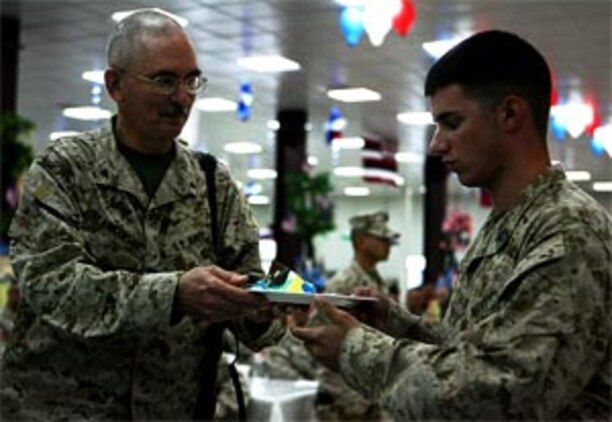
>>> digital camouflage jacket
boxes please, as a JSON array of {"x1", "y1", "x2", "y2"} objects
[
  {"x1": 339, "y1": 168, "x2": 611, "y2": 420},
  {"x1": 1, "y1": 123, "x2": 284, "y2": 420}
]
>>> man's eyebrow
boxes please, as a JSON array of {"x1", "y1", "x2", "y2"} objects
[{"x1": 433, "y1": 110, "x2": 455, "y2": 123}]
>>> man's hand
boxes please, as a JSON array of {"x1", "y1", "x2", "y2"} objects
[
  {"x1": 352, "y1": 286, "x2": 390, "y2": 331},
  {"x1": 290, "y1": 298, "x2": 359, "y2": 371},
  {"x1": 176, "y1": 265, "x2": 272, "y2": 322}
]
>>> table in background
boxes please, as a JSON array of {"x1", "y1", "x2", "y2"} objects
[{"x1": 247, "y1": 376, "x2": 319, "y2": 422}]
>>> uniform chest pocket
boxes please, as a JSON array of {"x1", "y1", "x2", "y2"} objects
[{"x1": 497, "y1": 234, "x2": 566, "y2": 303}]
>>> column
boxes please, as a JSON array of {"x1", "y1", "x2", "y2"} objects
[{"x1": 273, "y1": 109, "x2": 307, "y2": 268}]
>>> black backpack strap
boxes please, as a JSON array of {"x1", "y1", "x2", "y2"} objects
[
  {"x1": 193, "y1": 151, "x2": 246, "y2": 422},
  {"x1": 196, "y1": 151, "x2": 219, "y2": 256}
]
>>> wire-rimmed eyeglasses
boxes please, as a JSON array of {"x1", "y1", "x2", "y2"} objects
[{"x1": 114, "y1": 67, "x2": 207, "y2": 95}]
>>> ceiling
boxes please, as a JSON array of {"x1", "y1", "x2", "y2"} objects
[{"x1": 2, "y1": 0, "x2": 611, "y2": 200}]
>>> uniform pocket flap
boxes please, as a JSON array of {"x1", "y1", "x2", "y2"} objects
[{"x1": 498, "y1": 234, "x2": 566, "y2": 302}]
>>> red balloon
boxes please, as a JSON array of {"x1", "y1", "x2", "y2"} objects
[{"x1": 392, "y1": 0, "x2": 417, "y2": 37}]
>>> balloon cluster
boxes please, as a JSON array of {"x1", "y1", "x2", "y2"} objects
[{"x1": 339, "y1": 0, "x2": 416, "y2": 48}]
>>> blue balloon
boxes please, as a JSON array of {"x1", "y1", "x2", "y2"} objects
[
  {"x1": 590, "y1": 136, "x2": 606, "y2": 157},
  {"x1": 551, "y1": 116, "x2": 566, "y2": 141},
  {"x1": 339, "y1": 6, "x2": 365, "y2": 47}
]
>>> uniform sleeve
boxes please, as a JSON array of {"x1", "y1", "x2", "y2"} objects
[
  {"x1": 382, "y1": 300, "x2": 449, "y2": 344},
  {"x1": 213, "y1": 164, "x2": 285, "y2": 348},
  {"x1": 9, "y1": 152, "x2": 178, "y2": 339},
  {"x1": 338, "y1": 232, "x2": 610, "y2": 420}
]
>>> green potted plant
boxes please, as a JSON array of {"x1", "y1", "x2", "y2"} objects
[{"x1": 1, "y1": 112, "x2": 35, "y2": 254}]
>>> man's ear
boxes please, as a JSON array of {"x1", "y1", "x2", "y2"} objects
[
  {"x1": 105, "y1": 68, "x2": 124, "y2": 102},
  {"x1": 498, "y1": 96, "x2": 524, "y2": 132}
]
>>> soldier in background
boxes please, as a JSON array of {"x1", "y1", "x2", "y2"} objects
[
  {"x1": 315, "y1": 211, "x2": 400, "y2": 421},
  {"x1": 326, "y1": 211, "x2": 400, "y2": 296}
]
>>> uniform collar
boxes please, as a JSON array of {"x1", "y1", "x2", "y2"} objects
[
  {"x1": 91, "y1": 117, "x2": 200, "y2": 209},
  {"x1": 469, "y1": 167, "x2": 566, "y2": 259}
]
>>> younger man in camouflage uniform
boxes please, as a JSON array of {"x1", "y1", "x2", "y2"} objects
[
  {"x1": 1, "y1": 10, "x2": 284, "y2": 420},
  {"x1": 293, "y1": 30, "x2": 612, "y2": 420}
]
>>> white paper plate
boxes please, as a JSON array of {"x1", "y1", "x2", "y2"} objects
[{"x1": 249, "y1": 290, "x2": 376, "y2": 307}]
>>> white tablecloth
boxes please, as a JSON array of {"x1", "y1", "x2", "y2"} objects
[{"x1": 247, "y1": 377, "x2": 319, "y2": 422}]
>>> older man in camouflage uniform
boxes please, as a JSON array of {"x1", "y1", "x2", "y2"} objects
[
  {"x1": 293, "y1": 30, "x2": 611, "y2": 420},
  {"x1": 315, "y1": 211, "x2": 399, "y2": 421},
  {"x1": 0, "y1": 10, "x2": 284, "y2": 420}
]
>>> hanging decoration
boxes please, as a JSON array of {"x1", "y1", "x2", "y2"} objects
[
  {"x1": 338, "y1": 0, "x2": 416, "y2": 48},
  {"x1": 324, "y1": 105, "x2": 346, "y2": 144},
  {"x1": 361, "y1": 136, "x2": 401, "y2": 187},
  {"x1": 392, "y1": 0, "x2": 417, "y2": 36},
  {"x1": 362, "y1": 0, "x2": 399, "y2": 47},
  {"x1": 236, "y1": 80, "x2": 253, "y2": 121},
  {"x1": 339, "y1": 5, "x2": 365, "y2": 47},
  {"x1": 593, "y1": 124, "x2": 612, "y2": 158}
]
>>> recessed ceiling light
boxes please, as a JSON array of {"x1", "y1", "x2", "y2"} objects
[
  {"x1": 565, "y1": 170, "x2": 591, "y2": 182},
  {"x1": 49, "y1": 130, "x2": 80, "y2": 141},
  {"x1": 195, "y1": 97, "x2": 237, "y2": 112},
  {"x1": 333, "y1": 166, "x2": 364, "y2": 177},
  {"x1": 112, "y1": 8, "x2": 188, "y2": 27},
  {"x1": 247, "y1": 168, "x2": 277, "y2": 180},
  {"x1": 343, "y1": 186, "x2": 370, "y2": 196},
  {"x1": 63, "y1": 106, "x2": 112, "y2": 121},
  {"x1": 327, "y1": 87, "x2": 381, "y2": 103},
  {"x1": 223, "y1": 142, "x2": 262, "y2": 154},
  {"x1": 395, "y1": 151, "x2": 424, "y2": 163},
  {"x1": 237, "y1": 55, "x2": 300, "y2": 73},
  {"x1": 248, "y1": 195, "x2": 270, "y2": 205},
  {"x1": 267, "y1": 120, "x2": 280, "y2": 131},
  {"x1": 332, "y1": 137, "x2": 365, "y2": 150},
  {"x1": 81, "y1": 70, "x2": 105, "y2": 85},
  {"x1": 397, "y1": 111, "x2": 434, "y2": 125},
  {"x1": 593, "y1": 182, "x2": 612, "y2": 192}
]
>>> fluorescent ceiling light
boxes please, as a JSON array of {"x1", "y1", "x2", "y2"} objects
[
  {"x1": 307, "y1": 156, "x2": 319, "y2": 166},
  {"x1": 565, "y1": 170, "x2": 591, "y2": 182},
  {"x1": 332, "y1": 137, "x2": 365, "y2": 151},
  {"x1": 237, "y1": 55, "x2": 300, "y2": 73},
  {"x1": 395, "y1": 151, "x2": 424, "y2": 163},
  {"x1": 327, "y1": 87, "x2": 381, "y2": 103},
  {"x1": 267, "y1": 120, "x2": 280, "y2": 131},
  {"x1": 223, "y1": 142, "x2": 262, "y2": 154},
  {"x1": 422, "y1": 35, "x2": 470, "y2": 60},
  {"x1": 112, "y1": 8, "x2": 188, "y2": 27},
  {"x1": 397, "y1": 111, "x2": 434, "y2": 125},
  {"x1": 248, "y1": 195, "x2": 270, "y2": 205},
  {"x1": 593, "y1": 182, "x2": 612, "y2": 192},
  {"x1": 344, "y1": 186, "x2": 370, "y2": 197},
  {"x1": 247, "y1": 168, "x2": 277, "y2": 180},
  {"x1": 49, "y1": 130, "x2": 80, "y2": 141},
  {"x1": 333, "y1": 166, "x2": 364, "y2": 177},
  {"x1": 81, "y1": 70, "x2": 105, "y2": 84},
  {"x1": 195, "y1": 97, "x2": 237, "y2": 112},
  {"x1": 63, "y1": 106, "x2": 112, "y2": 121}
]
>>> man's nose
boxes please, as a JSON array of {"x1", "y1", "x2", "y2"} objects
[
  {"x1": 428, "y1": 127, "x2": 447, "y2": 155},
  {"x1": 171, "y1": 82, "x2": 195, "y2": 105}
]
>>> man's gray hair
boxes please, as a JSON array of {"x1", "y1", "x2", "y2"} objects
[{"x1": 106, "y1": 10, "x2": 183, "y2": 69}]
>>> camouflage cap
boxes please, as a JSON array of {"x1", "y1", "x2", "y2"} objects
[{"x1": 350, "y1": 211, "x2": 400, "y2": 241}]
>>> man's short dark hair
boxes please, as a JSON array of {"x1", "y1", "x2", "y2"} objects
[{"x1": 424, "y1": 30, "x2": 552, "y2": 138}]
